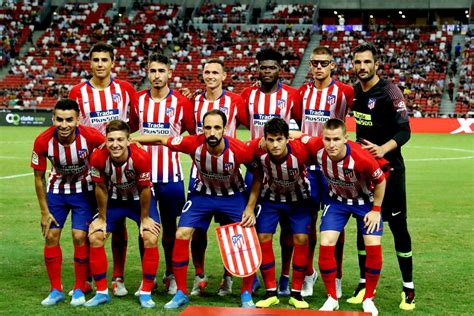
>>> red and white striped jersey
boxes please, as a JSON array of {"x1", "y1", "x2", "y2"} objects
[
  {"x1": 248, "y1": 138, "x2": 310, "y2": 202},
  {"x1": 90, "y1": 144, "x2": 152, "y2": 200},
  {"x1": 31, "y1": 126, "x2": 105, "y2": 194},
  {"x1": 167, "y1": 134, "x2": 253, "y2": 196},
  {"x1": 129, "y1": 89, "x2": 194, "y2": 183},
  {"x1": 241, "y1": 83, "x2": 297, "y2": 139},
  {"x1": 69, "y1": 79, "x2": 136, "y2": 135},
  {"x1": 303, "y1": 137, "x2": 385, "y2": 205},
  {"x1": 193, "y1": 90, "x2": 246, "y2": 138}
]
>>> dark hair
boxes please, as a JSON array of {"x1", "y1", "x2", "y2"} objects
[
  {"x1": 312, "y1": 46, "x2": 333, "y2": 56},
  {"x1": 256, "y1": 48, "x2": 283, "y2": 65},
  {"x1": 264, "y1": 117, "x2": 289, "y2": 139},
  {"x1": 148, "y1": 53, "x2": 170, "y2": 66},
  {"x1": 106, "y1": 120, "x2": 130, "y2": 137},
  {"x1": 204, "y1": 58, "x2": 225, "y2": 72},
  {"x1": 54, "y1": 98, "x2": 79, "y2": 114},
  {"x1": 89, "y1": 42, "x2": 115, "y2": 61},
  {"x1": 353, "y1": 43, "x2": 378, "y2": 62},
  {"x1": 323, "y1": 118, "x2": 346, "y2": 134},
  {"x1": 203, "y1": 109, "x2": 227, "y2": 128}
]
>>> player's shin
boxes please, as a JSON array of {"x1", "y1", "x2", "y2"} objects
[
  {"x1": 73, "y1": 244, "x2": 89, "y2": 292},
  {"x1": 191, "y1": 229, "x2": 207, "y2": 276},
  {"x1": 90, "y1": 246, "x2": 108, "y2": 292},
  {"x1": 111, "y1": 225, "x2": 128, "y2": 279},
  {"x1": 292, "y1": 243, "x2": 309, "y2": 290},
  {"x1": 364, "y1": 245, "x2": 382, "y2": 299},
  {"x1": 260, "y1": 240, "x2": 277, "y2": 290},
  {"x1": 142, "y1": 247, "x2": 159, "y2": 292},
  {"x1": 172, "y1": 239, "x2": 191, "y2": 294},
  {"x1": 44, "y1": 245, "x2": 63, "y2": 291},
  {"x1": 318, "y1": 245, "x2": 337, "y2": 299}
]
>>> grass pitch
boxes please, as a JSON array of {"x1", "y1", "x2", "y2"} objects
[{"x1": 0, "y1": 126, "x2": 473, "y2": 315}]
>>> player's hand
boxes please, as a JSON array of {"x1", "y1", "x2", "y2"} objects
[
  {"x1": 240, "y1": 207, "x2": 256, "y2": 227},
  {"x1": 41, "y1": 212, "x2": 59, "y2": 238},
  {"x1": 88, "y1": 217, "x2": 106, "y2": 238},
  {"x1": 360, "y1": 138, "x2": 385, "y2": 158},
  {"x1": 364, "y1": 210, "x2": 381, "y2": 234},
  {"x1": 258, "y1": 137, "x2": 267, "y2": 152},
  {"x1": 98, "y1": 142, "x2": 106, "y2": 149},
  {"x1": 140, "y1": 217, "x2": 161, "y2": 237},
  {"x1": 129, "y1": 138, "x2": 144, "y2": 150}
]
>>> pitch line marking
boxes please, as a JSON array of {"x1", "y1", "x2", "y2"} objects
[
  {"x1": 0, "y1": 173, "x2": 31, "y2": 180},
  {"x1": 404, "y1": 145, "x2": 474, "y2": 162}
]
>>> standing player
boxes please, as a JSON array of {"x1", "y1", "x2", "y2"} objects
[
  {"x1": 129, "y1": 53, "x2": 195, "y2": 295},
  {"x1": 302, "y1": 119, "x2": 386, "y2": 315},
  {"x1": 292, "y1": 46, "x2": 354, "y2": 297},
  {"x1": 133, "y1": 110, "x2": 258, "y2": 309},
  {"x1": 247, "y1": 118, "x2": 312, "y2": 309},
  {"x1": 189, "y1": 59, "x2": 247, "y2": 296},
  {"x1": 349, "y1": 43, "x2": 415, "y2": 310},
  {"x1": 69, "y1": 42, "x2": 137, "y2": 296},
  {"x1": 31, "y1": 99, "x2": 105, "y2": 306},
  {"x1": 240, "y1": 48, "x2": 298, "y2": 296},
  {"x1": 85, "y1": 120, "x2": 161, "y2": 308}
]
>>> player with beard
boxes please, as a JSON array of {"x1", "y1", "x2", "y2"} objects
[
  {"x1": 348, "y1": 43, "x2": 415, "y2": 311},
  {"x1": 240, "y1": 48, "x2": 298, "y2": 296},
  {"x1": 292, "y1": 46, "x2": 354, "y2": 298},
  {"x1": 133, "y1": 110, "x2": 258, "y2": 309}
]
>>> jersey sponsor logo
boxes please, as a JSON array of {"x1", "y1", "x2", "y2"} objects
[
  {"x1": 124, "y1": 169, "x2": 136, "y2": 180},
  {"x1": 304, "y1": 109, "x2": 331, "y2": 123},
  {"x1": 277, "y1": 99, "x2": 286, "y2": 109},
  {"x1": 165, "y1": 107, "x2": 175, "y2": 117},
  {"x1": 139, "y1": 172, "x2": 151, "y2": 181},
  {"x1": 55, "y1": 164, "x2": 87, "y2": 175},
  {"x1": 31, "y1": 151, "x2": 39, "y2": 165},
  {"x1": 143, "y1": 122, "x2": 171, "y2": 135},
  {"x1": 77, "y1": 149, "x2": 88, "y2": 160},
  {"x1": 368, "y1": 98, "x2": 376, "y2": 110},
  {"x1": 224, "y1": 162, "x2": 234, "y2": 171},
  {"x1": 353, "y1": 111, "x2": 373, "y2": 126},
  {"x1": 216, "y1": 223, "x2": 262, "y2": 277},
  {"x1": 112, "y1": 93, "x2": 122, "y2": 104},
  {"x1": 327, "y1": 94, "x2": 336, "y2": 106},
  {"x1": 201, "y1": 170, "x2": 230, "y2": 180},
  {"x1": 219, "y1": 106, "x2": 228, "y2": 115},
  {"x1": 89, "y1": 109, "x2": 120, "y2": 124},
  {"x1": 91, "y1": 166, "x2": 100, "y2": 178},
  {"x1": 171, "y1": 136, "x2": 183, "y2": 145},
  {"x1": 253, "y1": 114, "x2": 280, "y2": 126}
]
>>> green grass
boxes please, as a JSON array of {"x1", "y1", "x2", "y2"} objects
[{"x1": 0, "y1": 126, "x2": 473, "y2": 315}]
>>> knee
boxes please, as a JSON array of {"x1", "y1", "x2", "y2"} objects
[
  {"x1": 89, "y1": 232, "x2": 105, "y2": 248},
  {"x1": 258, "y1": 234, "x2": 273, "y2": 243},
  {"x1": 72, "y1": 230, "x2": 87, "y2": 246},
  {"x1": 45, "y1": 230, "x2": 60, "y2": 246},
  {"x1": 176, "y1": 228, "x2": 192, "y2": 240},
  {"x1": 143, "y1": 232, "x2": 158, "y2": 247},
  {"x1": 293, "y1": 234, "x2": 308, "y2": 246}
]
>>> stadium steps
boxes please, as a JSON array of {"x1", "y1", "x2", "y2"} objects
[{"x1": 291, "y1": 32, "x2": 321, "y2": 88}]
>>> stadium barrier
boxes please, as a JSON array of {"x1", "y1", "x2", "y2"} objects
[
  {"x1": 346, "y1": 117, "x2": 474, "y2": 134},
  {"x1": 0, "y1": 109, "x2": 52, "y2": 127}
]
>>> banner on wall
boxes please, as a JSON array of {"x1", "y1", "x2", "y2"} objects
[
  {"x1": 0, "y1": 110, "x2": 52, "y2": 126},
  {"x1": 345, "y1": 117, "x2": 474, "y2": 134}
]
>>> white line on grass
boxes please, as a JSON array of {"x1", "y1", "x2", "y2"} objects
[
  {"x1": 406, "y1": 156, "x2": 474, "y2": 162},
  {"x1": 0, "y1": 173, "x2": 31, "y2": 180}
]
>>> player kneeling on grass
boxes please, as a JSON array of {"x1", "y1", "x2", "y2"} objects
[
  {"x1": 299, "y1": 119, "x2": 386, "y2": 316},
  {"x1": 85, "y1": 120, "x2": 161, "y2": 308},
  {"x1": 133, "y1": 109, "x2": 258, "y2": 309},
  {"x1": 32, "y1": 99, "x2": 105, "y2": 306},
  {"x1": 246, "y1": 118, "x2": 313, "y2": 309}
]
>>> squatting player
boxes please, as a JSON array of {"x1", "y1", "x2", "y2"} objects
[
  {"x1": 133, "y1": 109, "x2": 258, "y2": 309},
  {"x1": 32, "y1": 99, "x2": 104, "y2": 306},
  {"x1": 85, "y1": 120, "x2": 161, "y2": 308},
  {"x1": 129, "y1": 53, "x2": 194, "y2": 295},
  {"x1": 69, "y1": 42, "x2": 137, "y2": 296},
  {"x1": 349, "y1": 43, "x2": 415, "y2": 310}
]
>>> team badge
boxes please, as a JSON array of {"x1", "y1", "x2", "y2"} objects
[
  {"x1": 343, "y1": 169, "x2": 354, "y2": 178},
  {"x1": 124, "y1": 169, "x2": 135, "y2": 179},
  {"x1": 166, "y1": 107, "x2": 175, "y2": 117},
  {"x1": 216, "y1": 223, "x2": 262, "y2": 277},
  {"x1": 277, "y1": 99, "x2": 286, "y2": 109},
  {"x1": 288, "y1": 168, "x2": 298, "y2": 176},
  {"x1": 31, "y1": 151, "x2": 39, "y2": 165},
  {"x1": 112, "y1": 93, "x2": 122, "y2": 103},
  {"x1": 368, "y1": 98, "x2": 376, "y2": 110},
  {"x1": 219, "y1": 106, "x2": 228, "y2": 115},
  {"x1": 77, "y1": 149, "x2": 88, "y2": 160},
  {"x1": 327, "y1": 95, "x2": 336, "y2": 106},
  {"x1": 224, "y1": 162, "x2": 234, "y2": 171}
]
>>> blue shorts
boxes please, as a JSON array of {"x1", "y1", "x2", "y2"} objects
[
  {"x1": 106, "y1": 195, "x2": 160, "y2": 233},
  {"x1": 178, "y1": 191, "x2": 246, "y2": 231},
  {"x1": 320, "y1": 198, "x2": 384, "y2": 236},
  {"x1": 47, "y1": 191, "x2": 95, "y2": 232},
  {"x1": 307, "y1": 168, "x2": 329, "y2": 208},
  {"x1": 255, "y1": 199, "x2": 311, "y2": 235},
  {"x1": 153, "y1": 182, "x2": 185, "y2": 222}
]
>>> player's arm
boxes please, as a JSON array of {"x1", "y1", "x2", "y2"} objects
[
  {"x1": 291, "y1": 86, "x2": 304, "y2": 128},
  {"x1": 364, "y1": 165, "x2": 386, "y2": 234},
  {"x1": 241, "y1": 169, "x2": 262, "y2": 228},
  {"x1": 132, "y1": 134, "x2": 170, "y2": 146},
  {"x1": 34, "y1": 170, "x2": 58, "y2": 237},
  {"x1": 138, "y1": 186, "x2": 160, "y2": 237}
]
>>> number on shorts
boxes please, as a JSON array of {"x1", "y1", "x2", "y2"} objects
[
  {"x1": 322, "y1": 204, "x2": 330, "y2": 217},
  {"x1": 182, "y1": 200, "x2": 192, "y2": 213}
]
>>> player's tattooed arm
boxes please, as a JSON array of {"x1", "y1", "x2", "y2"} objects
[
  {"x1": 34, "y1": 170, "x2": 59, "y2": 238},
  {"x1": 139, "y1": 186, "x2": 160, "y2": 237}
]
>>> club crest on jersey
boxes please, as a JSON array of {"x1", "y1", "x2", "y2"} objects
[
  {"x1": 219, "y1": 106, "x2": 228, "y2": 115},
  {"x1": 166, "y1": 107, "x2": 175, "y2": 117},
  {"x1": 124, "y1": 169, "x2": 135, "y2": 179},
  {"x1": 343, "y1": 169, "x2": 354, "y2": 178},
  {"x1": 77, "y1": 149, "x2": 88, "y2": 160},
  {"x1": 327, "y1": 95, "x2": 336, "y2": 106},
  {"x1": 112, "y1": 93, "x2": 122, "y2": 104},
  {"x1": 232, "y1": 234, "x2": 245, "y2": 249},
  {"x1": 224, "y1": 162, "x2": 234, "y2": 171},
  {"x1": 277, "y1": 99, "x2": 286, "y2": 109},
  {"x1": 288, "y1": 168, "x2": 298, "y2": 176},
  {"x1": 368, "y1": 98, "x2": 376, "y2": 110}
]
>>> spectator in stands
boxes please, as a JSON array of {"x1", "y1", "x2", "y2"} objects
[{"x1": 448, "y1": 80, "x2": 455, "y2": 102}]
